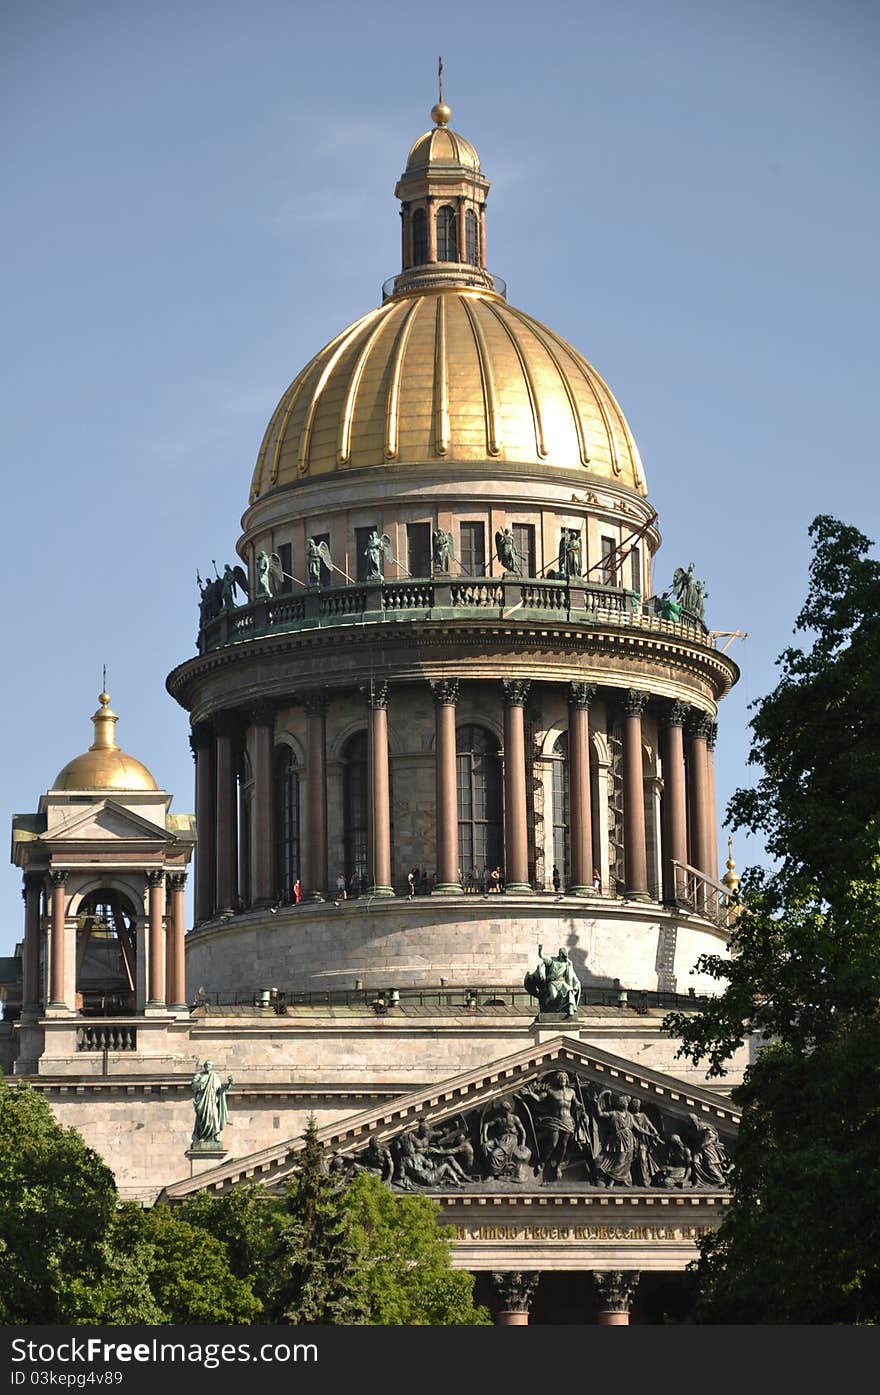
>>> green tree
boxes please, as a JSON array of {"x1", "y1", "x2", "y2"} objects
[
  {"x1": 265, "y1": 1116, "x2": 369, "y2": 1324},
  {"x1": 343, "y1": 1171, "x2": 491, "y2": 1324},
  {"x1": 665, "y1": 516, "x2": 880, "y2": 1323}
]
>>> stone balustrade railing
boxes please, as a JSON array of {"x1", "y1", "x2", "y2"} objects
[{"x1": 76, "y1": 1023, "x2": 138, "y2": 1052}]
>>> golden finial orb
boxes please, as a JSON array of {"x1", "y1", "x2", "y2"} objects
[{"x1": 431, "y1": 101, "x2": 452, "y2": 127}]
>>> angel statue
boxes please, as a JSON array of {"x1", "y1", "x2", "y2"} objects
[
  {"x1": 432, "y1": 527, "x2": 454, "y2": 574},
  {"x1": 220, "y1": 562, "x2": 248, "y2": 611},
  {"x1": 364, "y1": 528, "x2": 393, "y2": 581},
  {"x1": 255, "y1": 550, "x2": 284, "y2": 599},
  {"x1": 671, "y1": 563, "x2": 708, "y2": 620},
  {"x1": 495, "y1": 527, "x2": 520, "y2": 575},
  {"x1": 307, "y1": 537, "x2": 333, "y2": 587},
  {"x1": 524, "y1": 944, "x2": 581, "y2": 1018}
]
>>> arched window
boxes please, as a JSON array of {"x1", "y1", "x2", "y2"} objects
[
  {"x1": 412, "y1": 208, "x2": 428, "y2": 265},
  {"x1": 436, "y1": 205, "x2": 458, "y2": 262},
  {"x1": 457, "y1": 725, "x2": 502, "y2": 878},
  {"x1": 551, "y1": 733, "x2": 570, "y2": 889},
  {"x1": 343, "y1": 731, "x2": 368, "y2": 887},
  {"x1": 274, "y1": 746, "x2": 300, "y2": 900},
  {"x1": 76, "y1": 889, "x2": 138, "y2": 1014},
  {"x1": 465, "y1": 208, "x2": 478, "y2": 265}
]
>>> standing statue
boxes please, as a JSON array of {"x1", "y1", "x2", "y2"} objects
[
  {"x1": 307, "y1": 537, "x2": 333, "y2": 587},
  {"x1": 658, "y1": 593, "x2": 682, "y2": 622},
  {"x1": 559, "y1": 530, "x2": 583, "y2": 579},
  {"x1": 524, "y1": 944, "x2": 581, "y2": 1017},
  {"x1": 220, "y1": 562, "x2": 248, "y2": 611},
  {"x1": 688, "y1": 1114, "x2": 730, "y2": 1185},
  {"x1": 517, "y1": 1071, "x2": 589, "y2": 1181},
  {"x1": 364, "y1": 529, "x2": 392, "y2": 581},
  {"x1": 432, "y1": 527, "x2": 453, "y2": 574},
  {"x1": 479, "y1": 1099, "x2": 533, "y2": 1181},
  {"x1": 671, "y1": 564, "x2": 708, "y2": 621},
  {"x1": 629, "y1": 1097, "x2": 663, "y2": 1186},
  {"x1": 495, "y1": 527, "x2": 520, "y2": 575},
  {"x1": 592, "y1": 1091, "x2": 636, "y2": 1187},
  {"x1": 197, "y1": 573, "x2": 214, "y2": 627},
  {"x1": 190, "y1": 1059, "x2": 233, "y2": 1147},
  {"x1": 255, "y1": 550, "x2": 282, "y2": 599}
]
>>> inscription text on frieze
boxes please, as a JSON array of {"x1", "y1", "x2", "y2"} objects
[{"x1": 456, "y1": 1224, "x2": 713, "y2": 1241}]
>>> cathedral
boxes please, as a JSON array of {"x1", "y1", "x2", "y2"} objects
[{"x1": 4, "y1": 93, "x2": 747, "y2": 1325}]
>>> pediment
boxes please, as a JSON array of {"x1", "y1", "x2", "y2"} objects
[
  {"x1": 160, "y1": 1035, "x2": 738, "y2": 1202},
  {"x1": 45, "y1": 800, "x2": 173, "y2": 845}
]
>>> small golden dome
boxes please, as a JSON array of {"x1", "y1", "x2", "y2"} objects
[
  {"x1": 405, "y1": 122, "x2": 480, "y2": 172},
  {"x1": 53, "y1": 689, "x2": 158, "y2": 792},
  {"x1": 250, "y1": 287, "x2": 646, "y2": 499}
]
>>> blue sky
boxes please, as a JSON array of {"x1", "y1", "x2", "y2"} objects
[{"x1": 3, "y1": 0, "x2": 878, "y2": 951}]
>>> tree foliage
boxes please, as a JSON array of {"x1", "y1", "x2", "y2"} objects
[{"x1": 665, "y1": 516, "x2": 880, "y2": 1323}]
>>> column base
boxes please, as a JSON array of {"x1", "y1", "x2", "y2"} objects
[
  {"x1": 569, "y1": 885, "x2": 598, "y2": 897},
  {"x1": 144, "y1": 1001, "x2": 169, "y2": 1016},
  {"x1": 45, "y1": 1001, "x2": 71, "y2": 1015},
  {"x1": 624, "y1": 890, "x2": 652, "y2": 902},
  {"x1": 504, "y1": 882, "x2": 531, "y2": 894},
  {"x1": 252, "y1": 896, "x2": 276, "y2": 909},
  {"x1": 367, "y1": 885, "x2": 396, "y2": 898},
  {"x1": 432, "y1": 883, "x2": 463, "y2": 895},
  {"x1": 308, "y1": 892, "x2": 326, "y2": 903},
  {"x1": 169, "y1": 1001, "x2": 190, "y2": 1015}
]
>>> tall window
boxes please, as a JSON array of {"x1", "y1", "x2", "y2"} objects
[
  {"x1": 601, "y1": 535, "x2": 619, "y2": 586},
  {"x1": 465, "y1": 208, "x2": 478, "y2": 265},
  {"x1": 457, "y1": 725, "x2": 502, "y2": 877},
  {"x1": 551, "y1": 733, "x2": 570, "y2": 888},
  {"x1": 406, "y1": 523, "x2": 431, "y2": 578},
  {"x1": 459, "y1": 521, "x2": 486, "y2": 576},
  {"x1": 511, "y1": 523, "x2": 536, "y2": 577},
  {"x1": 274, "y1": 746, "x2": 300, "y2": 900},
  {"x1": 343, "y1": 732, "x2": 368, "y2": 886},
  {"x1": 631, "y1": 547, "x2": 641, "y2": 596},
  {"x1": 412, "y1": 208, "x2": 428, "y2": 265},
  {"x1": 277, "y1": 543, "x2": 293, "y2": 594},
  {"x1": 436, "y1": 205, "x2": 458, "y2": 261}
]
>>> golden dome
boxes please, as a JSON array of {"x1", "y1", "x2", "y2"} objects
[
  {"x1": 405, "y1": 121, "x2": 480, "y2": 172},
  {"x1": 250, "y1": 287, "x2": 646, "y2": 500},
  {"x1": 53, "y1": 689, "x2": 158, "y2": 792}
]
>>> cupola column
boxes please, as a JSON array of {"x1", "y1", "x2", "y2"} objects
[
  {"x1": 431, "y1": 680, "x2": 462, "y2": 894},
  {"x1": 660, "y1": 701, "x2": 689, "y2": 903},
  {"x1": 191, "y1": 725, "x2": 216, "y2": 923},
  {"x1": 304, "y1": 695, "x2": 328, "y2": 900},
  {"x1": 479, "y1": 204, "x2": 487, "y2": 268},
  {"x1": 47, "y1": 869, "x2": 69, "y2": 1011},
  {"x1": 457, "y1": 198, "x2": 467, "y2": 263},
  {"x1": 593, "y1": 1271, "x2": 640, "y2": 1326},
  {"x1": 622, "y1": 690, "x2": 650, "y2": 898},
  {"x1": 250, "y1": 703, "x2": 276, "y2": 906},
  {"x1": 166, "y1": 872, "x2": 187, "y2": 1011},
  {"x1": 21, "y1": 873, "x2": 43, "y2": 1019},
  {"x1": 214, "y1": 715, "x2": 240, "y2": 915},
  {"x1": 568, "y1": 683, "x2": 596, "y2": 895},
  {"x1": 426, "y1": 197, "x2": 437, "y2": 262},
  {"x1": 707, "y1": 722, "x2": 719, "y2": 881},
  {"x1": 366, "y1": 684, "x2": 394, "y2": 896},
  {"x1": 400, "y1": 205, "x2": 409, "y2": 272},
  {"x1": 502, "y1": 680, "x2": 531, "y2": 893},
  {"x1": 146, "y1": 870, "x2": 166, "y2": 1008},
  {"x1": 686, "y1": 711, "x2": 713, "y2": 878}
]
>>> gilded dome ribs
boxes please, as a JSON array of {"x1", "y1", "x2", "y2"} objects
[
  {"x1": 297, "y1": 308, "x2": 385, "y2": 477},
  {"x1": 266, "y1": 323, "x2": 354, "y2": 490},
  {"x1": 338, "y1": 304, "x2": 395, "y2": 465},
  {"x1": 384, "y1": 298, "x2": 421, "y2": 459},
  {"x1": 504, "y1": 305, "x2": 592, "y2": 466},
  {"x1": 542, "y1": 323, "x2": 622, "y2": 477},
  {"x1": 433, "y1": 295, "x2": 449, "y2": 456},
  {"x1": 461, "y1": 296, "x2": 501, "y2": 456},
  {"x1": 481, "y1": 297, "x2": 547, "y2": 458}
]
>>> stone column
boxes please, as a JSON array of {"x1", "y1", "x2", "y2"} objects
[
  {"x1": 367, "y1": 683, "x2": 394, "y2": 896},
  {"x1": 166, "y1": 872, "x2": 187, "y2": 1011},
  {"x1": 707, "y1": 721, "x2": 719, "y2": 881},
  {"x1": 250, "y1": 702, "x2": 276, "y2": 906},
  {"x1": 686, "y1": 710, "x2": 713, "y2": 877},
  {"x1": 22, "y1": 873, "x2": 43, "y2": 1019},
  {"x1": 660, "y1": 701, "x2": 688, "y2": 903},
  {"x1": 190, "y1": 724, "x2": 216, "y2": 924},
  {"x1": 304, "y1": 695, "x2": 328, "y2": 900},
  {"x1": 48, "y1": 870, "x2": 68, "y2": 1010},
  {"x1": 480, "y1": 204, "x2": 487, "y2": 267},
  {"x1": 502, "y1": 680, "x2": 531, "y2": 892},
  {"x1": 568, "y1": 682, "x2": 596, "y2": 895},
  {"x1": 593, "y1": 1271, "x2": 640, "y2": 1326},
  {"x1": 431, "y1": 680, "x2": 462, "y2": 894},
  {"x1": 490, "y1": 1272, "x2": 539, "y2": 1326},
  {"x1": 457, "y1": 198, "x2": 467, "y2": 262},
  {"x1": 622, "y1": 690, "x2": 650, "y2": 898},
  {"x1": 146, "y1": 870, "x2": 166, "y2": 1008},
  {"x1": 400, "y1": 204, "x2": 408, "y2": 270},
  {"x1": 426, "y1": 197, "x2": 437, "y2": 262},
  {"x1": 214, "y1": 715, "x2": 239, "y2": 915}
]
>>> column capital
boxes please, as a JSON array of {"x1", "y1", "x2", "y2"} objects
[
  {"x1": 214, "y1": 710, "x2": 242, "y2": 740},
  {"x1": 249, "y1": 699, "x2": 276, "y2": 728},
  {"x1": 167, "y1": 871, "x2": 188, "y2": 892},
  {"x1": 569, "y1": 681, "x2": 596, "y2": 709},
  {"x1": 189, "y1": 722, "x2": 215, "y2": 756},
  {"x1": 146, "y1": 869, "x2": 166, "y2": 889},
  {"x1": 593, "y1": 1270, "x2": 640, "y2": 1313},
  {"x1": 50, "y1": 869, "x2": 68, "y2": 887},
  {"x1": 431, "y1": 678, "x2": 460, "y2": 706},
  {"x1": 23, "y1": 872, "x2": 43, "y2": 895},
  {"x1": 660, "y1": 699, "x2": 689, "y2": 729},
  {"x1": 706, "y1": 720, "x2": 718, "y2": 751},
  {"x1": 489, "y1": 1271, "x2": 539, "y2": 1314},
  {"x1": 686, "y1": 708, "x2": 714, "y2": 741},
  {"x1": 502, "y1": 678, "x2": 531, "y2": 707},
  {"x1": 365, "y1": 681, "x2": 389, "y2": 710},
  {"x1": 622, "y1": 688, "x2": 649, "y2": 718},
  {"x1": 303, "y1": 692, "x2": 328, "y2": 717}
]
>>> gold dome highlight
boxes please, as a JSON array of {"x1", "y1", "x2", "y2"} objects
[{"x1": 53, "y1": 689, "x2": 158, "y2": 792}]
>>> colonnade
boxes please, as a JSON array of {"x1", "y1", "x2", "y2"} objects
[
  {"x1": 19, "y1": 868, "x2": 188, "y2": 1018},
  {"x1": 191, "y1": 681, "x2": 718, "y2": 924},
  {"x1": 489, "y1": 1270, "x2": 641, "y2": 1325}
]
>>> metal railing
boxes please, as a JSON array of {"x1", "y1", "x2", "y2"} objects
[
  {"x1": 198, "y1": 580, "x2": 711, "y2": 654},
  {"x1": 672, "y1": 860, "x2": 739, "y2": 929},
  {"x1": 191, "y1": 983, "x2": 709, "y2": 1013},
  {"x1": 381, "y1": 268, "x2": 507, "y2": 301}
]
